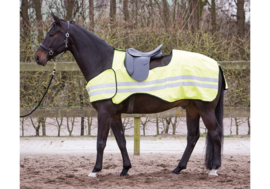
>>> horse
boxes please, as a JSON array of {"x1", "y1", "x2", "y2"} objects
[{"x1": 35, "y1": 13, "x2": 225, "y2": 178}]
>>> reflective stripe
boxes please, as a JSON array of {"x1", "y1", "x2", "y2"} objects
[
  {"x1": 118, "y1": 82, "x2": 218, "y2": 93},
  {"x1": 87, "y1": 75, "x2": 218, "y2": 92},
  {"x1": 89, "y1": 81, "x2": 218, "y2": 97},
  {"x1": 89, "y1": 88, "x2": 116, "y2": 97},
  {"x1": 87, "y1": 83, "x2": 115, "y2": 93}
]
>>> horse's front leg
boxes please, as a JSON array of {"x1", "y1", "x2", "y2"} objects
[
  {"x1": 111, "y1": 114, "x2": 132, "y2": 176},
  {"x1": 89, "y1": 111, "x2": 112, "y2": 177}
]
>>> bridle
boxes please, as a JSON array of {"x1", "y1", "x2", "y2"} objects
[
  {"x1": 40, "y1": 21, "x2": 70, "y2": 59},
  {"x1": 20, "y1": 21, "x2": 71, "y2": 118}
]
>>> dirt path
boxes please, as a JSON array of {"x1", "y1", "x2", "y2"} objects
[
  {"x1": 20, "y1": 136, "x2": 250, "y2": 155},
  {"x1": 20, "y1": 136, "x2": 250, "y2": 188},
  {"x1": 20, "y1": 154, "x2": 250, "y2": 189}
]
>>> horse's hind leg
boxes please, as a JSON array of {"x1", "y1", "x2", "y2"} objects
[
  {"x1": 172, "y1": 104, "x2": 200, "y2": 174},
  {"x1": 198, "y1": 109, "x2": 222, "y2": 176},
  {"x1": 111, "y1": 114, "x2": 132, "y2": 176}
]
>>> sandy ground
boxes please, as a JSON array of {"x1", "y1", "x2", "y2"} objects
[
  {"x1": 20, "y1": 136, "x2": 250, "y2": 156},
  {"x1": 20, "y1": 154, "x2": 250, "y2": 189},
  {"x1": 20, "y1": 136, "x2": 250, "y2": 188}
]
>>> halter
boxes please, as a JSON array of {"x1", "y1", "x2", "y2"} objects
[{"x1": 40, "y1": 21, "x2": 70, "y2": 57}]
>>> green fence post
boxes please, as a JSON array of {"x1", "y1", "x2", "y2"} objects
[{"x1": 134, "y1": 117, "x2": 140, "y2": 155}]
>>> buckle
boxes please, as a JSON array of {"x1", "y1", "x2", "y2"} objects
[
  {"x1": 49, "y1": 51, "x2": 54, "y2": 56},
  {"x1": 66, "y1": 33, "x2": 69, "y2": 37}
]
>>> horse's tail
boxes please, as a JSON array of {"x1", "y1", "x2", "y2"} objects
[{"x1": 205, "y1": 68, "x2": 225, "y2": 170}]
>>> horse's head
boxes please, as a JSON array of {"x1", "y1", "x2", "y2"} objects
[{"x1": 35, "y1": 13, "x2": 70, "y2": 66}]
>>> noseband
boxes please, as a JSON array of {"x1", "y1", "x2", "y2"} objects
[{"x1": 40, "y1": 21, "x2": 70, "y2": 57}]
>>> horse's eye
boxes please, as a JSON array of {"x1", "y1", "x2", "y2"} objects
[{"x1": 49, "y1": 31, "x2": 57, "y2": 36}]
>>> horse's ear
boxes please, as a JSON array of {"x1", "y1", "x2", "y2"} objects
[{"x1": 51, "y1": 12, "x2": 61, "y2": 25}]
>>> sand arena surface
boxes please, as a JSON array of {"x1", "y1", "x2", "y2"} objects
[
  {"x1": 20, "y1": 137, "x2": 250, "y2": 188},
  {"x1": 20, "y1": 154, "x2": 250, "y2": 189}
]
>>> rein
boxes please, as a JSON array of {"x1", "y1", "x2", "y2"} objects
[{"x1": 20, "y1": 22, "x2": 70, "y2": 118}]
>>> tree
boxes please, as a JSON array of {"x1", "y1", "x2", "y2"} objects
[
  {"x1": 162, "y1": 0, "x2": 170, "y2": 28},
  {"x1": 67, "y1": 117, "x2": 76, "y2": 136},
  {"x1": 39, "y1": 117, "x2": 46, "y2": 136},
  {"x1": 211, "y1": 0, "x2": 216, "y2": 33},
  {"x1": 234, "y1": 117, "x2": 239, "y2": 135},
  {"x1": 247, "y1": 117, "x2": 250, "y2": 135},
  {"x1": 123, "y1": 0, "x2": 129, "y2": 22},
  {"x1": 81, "y1": 116, "x2": 85, "y2": 136},
  {"x1": 189, "y1": 0, "x2": 208, "y2": 31},
  {"x1": 21, "y1": 118, "x2": 25, "y2": 137},
  {"x1": 173, "y1": 0, "x2": 177, "y2": 28},
  {"x1": 89, "y1": 0, "x2": 95, "y2": 31},
  {"x1": 30, "y1": 118, "x2": 41, "y2": 136},
  {"x1": 20, "y1": 0, "x2": 31, "y2": 62},
  {"x1": 65, "y1": 0, "x2": 74, "y2": 20},
  {"x1": 87, "y1": 117, "x2": 93, "y2": 136},
  {"x1": 140, "y1": 117, "x2": 151, "y2": 136},
  {"x1": 20, "y1": 0, "x2": 30, "y2": 36},
  {"x1": 56, "y1": 117, "x2": 64, "y2": 137},
  {"x1": 189, "y1": 0, "x2": 199, "y2": 31},
  {"x1": 33, "y1": 0, "x2": 44, "y2": 42},
  {"x1": 162, "y1": 117, "x2": 172, "y2": 134},
  {"x1": 161, "y1": 116, "x2": 178, "y2": 135},
  {"x1": 236, "y1": 0, "x2": 245, "y2": 38},
  {"x1": 133, "y1": 0, "x2": 138, "y2": 28},
  {"x1": 110, "y1": 0, "x2": 116, "y2": 27},
  {"x1": 156, "y1": 117, "x2": 159, "y2": 135},
  {"x1": 122, "y1": 117, "x2": 133, "y2": 134},
  {"x1": 171, "y1": 116, "x2": 179, "y2": 135}
]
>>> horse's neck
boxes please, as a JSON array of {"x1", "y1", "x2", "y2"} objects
[{"x1": 69, "y1": 25, "x2": 114, "y2": 82}]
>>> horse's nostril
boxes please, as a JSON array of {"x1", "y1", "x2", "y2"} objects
[{"x1": 35, "y1": 55, "x2": 39, "y2": 62}]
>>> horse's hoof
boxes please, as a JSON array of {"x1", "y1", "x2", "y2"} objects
[
  {"x1": 120, "y1": 173, "x2": 129, "y2": 176},
  {"x1": 88, "y1": 172, "x2": 97, "y2": 177},
  {"x1": 171, "y1": 171, "x2": 179, "y2": 175},
  {"x1": 120, "y1": 171, "x2": 129, "y2": 177},
  {"x1": 120, "y1": 169, "x2": 129, "y2": 176},
  {"x1": 171, "y1": 168, "x2": 180, "y2": 175},
  {"x1": 208, "y1": 169, "x2": 218, "y2": 177}
]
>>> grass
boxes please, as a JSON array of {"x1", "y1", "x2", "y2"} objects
[
  {"x1": 200, "y1": 133, "x2": 207, "y2": 137},
  {"x1": 224, "y1": 135, "x2": 234, "y2": 138}
]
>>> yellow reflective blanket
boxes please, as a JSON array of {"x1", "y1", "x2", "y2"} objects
[{"x1": 86, "y1": 49, "x2": 227, "y2": 103}]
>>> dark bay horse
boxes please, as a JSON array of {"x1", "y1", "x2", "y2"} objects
[{"x1": 35, "y1": 13, "x2": 225, "y2": 178}]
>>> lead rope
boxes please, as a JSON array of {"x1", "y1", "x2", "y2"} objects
[{"x1": 20, "y1": 51, "x2": 66, "y2": 118}]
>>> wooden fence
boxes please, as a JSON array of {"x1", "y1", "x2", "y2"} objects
[
  {"x1": 20, "y1": 61, "x2": 250, "y2": 155},
  {"x1": 20, "y1": 61, "x2": 250, "y2": 71}
]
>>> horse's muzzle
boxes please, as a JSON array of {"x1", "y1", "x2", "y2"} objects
[
  {"x1": 35, "y1": 55, "x2": 40, "y2": 63},
  {"x1": 34, "y1": 52, "x2": 48, "y2": 66}
]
